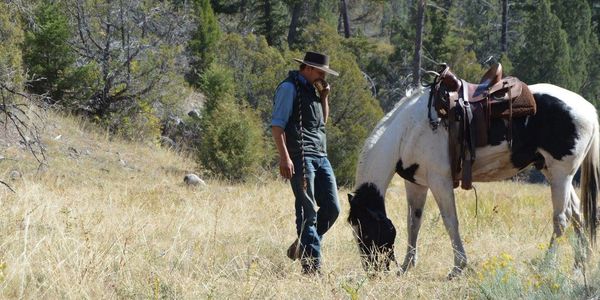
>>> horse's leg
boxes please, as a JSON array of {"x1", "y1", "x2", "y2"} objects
[
  {"x1": 541, "y1": 168, "x2": 578, "y2": 263},
  {"x1": 569, "y1": 185, "x2": 591, "y2": 265},
  {"x1": 547, "y1": 171, "x2": 575, "y2": 247},
  {"x1": 400, "y1": 180, "x2": 428, "y2": 273},
  {"x1": 428, "y1": 176, "x2": 467, "y2": 279}
]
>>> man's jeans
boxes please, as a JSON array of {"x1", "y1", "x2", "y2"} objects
[{"x1": 290, "y1": 155, "x2": 340, "y2": 272}]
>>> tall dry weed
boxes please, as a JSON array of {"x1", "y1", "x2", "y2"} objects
[{"x1": 0, "y1": 112, "x2": 599, "y2": 298}]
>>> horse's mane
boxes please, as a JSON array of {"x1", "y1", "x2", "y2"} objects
[
  {"x1": 370, "y1": 87, "x2": 425, "y2": 137},
  {"x1": 358, "y1": 87, "x2": 426, "y2": 163}
]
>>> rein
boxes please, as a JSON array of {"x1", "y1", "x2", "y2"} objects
[
  {"x1": 293, "y1": 75, "x2": 308, "y2": 191},
  {"x1": 426, "y1": 74, "x2": 441, "y2": 130}
]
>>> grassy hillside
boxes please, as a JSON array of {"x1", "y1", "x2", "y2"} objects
[{"x1": 1, "y1": 111, "x2": 599, "y2": 298}]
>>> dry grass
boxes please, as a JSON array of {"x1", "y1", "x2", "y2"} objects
[{"x1": 0, "y1": 111, "x2": 599, "y2": 298}]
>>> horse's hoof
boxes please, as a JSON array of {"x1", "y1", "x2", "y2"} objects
[
  {"x1": 398, "y1": 265, "x2": 410, "y2": 276},
  {"x1": 447, "y1": 267, "x2": 463, "y2": 280}
]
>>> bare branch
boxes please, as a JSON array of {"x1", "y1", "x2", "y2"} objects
[
  {"x1": 0, "y1": 82, "x2": 48, "y2": 166},
  {"x1": 0, "y1": 180, "x2": 15, "y2": 193}
]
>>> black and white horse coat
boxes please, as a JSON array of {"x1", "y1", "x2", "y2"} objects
[{"x1": 348, "y1": 84, "x2": 599, "y2": 277}]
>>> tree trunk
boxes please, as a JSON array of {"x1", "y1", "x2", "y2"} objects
[
  {"x1": 412, "y1": 0, "x2": 425, "y2": 87},
  {"x1": 264, "y1": 0, "x2": 274, "y2": 45},
  {"x1": 287, "y1": 3, "x2": 301, "y2": 48},
  {"x1": 101, "y1": 0, "x2": 113, "y2": 115},
  {"x1": 340, "y1": 0, "x2": 351, "y2": 38},
  {"x1": 501, "y1": 0, "x2": 508, "y2": 53},
  {"x1": 338, "y1": 9, "x2": 343, "y2": 33}
]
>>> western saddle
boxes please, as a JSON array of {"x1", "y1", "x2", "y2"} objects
[{"x1": 427, "y1": 63, "x2": 536, "y2": 190}]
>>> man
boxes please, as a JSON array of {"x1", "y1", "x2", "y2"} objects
[{"x1": 271, "y1": 51, "x2": 341, "y2": 274}]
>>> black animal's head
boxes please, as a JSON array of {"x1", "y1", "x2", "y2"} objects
[{"x1": 347, "y1": 183, "x2": 396, "y2": 272}]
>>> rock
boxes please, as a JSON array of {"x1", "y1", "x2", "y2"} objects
[
  {"x1": 68, "y1": 146, "x2": 79, "y2": 158},
  {"x1": 9, "y1": 170, "x2": 21, "y2": 180},
  {"x1": 188, "y1": 109, "x2": 201, "y2": 120},
  {"x1": 160, "y1": 136, "x2": 177, "y2": 149},
  {"x1": 169, "y1": 116, "x2": 183, "y2": 126},
  {"x1": 184, "y1": 174, "x2": 206, "y2": 186}
]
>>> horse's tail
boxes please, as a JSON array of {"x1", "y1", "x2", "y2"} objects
[{"x1": 581, "y1": 120, "x2": 600, "y2": 246}]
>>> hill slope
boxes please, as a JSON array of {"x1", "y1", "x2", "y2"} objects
[{"x1": 0, "y1": 111, "x2": 599, "y2": 298}]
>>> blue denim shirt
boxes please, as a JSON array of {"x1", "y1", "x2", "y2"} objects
[{"x1": 271, "y1": 73, "x2": 309, "y2": 129}]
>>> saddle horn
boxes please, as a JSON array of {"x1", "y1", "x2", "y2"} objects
[{"x1": 431, "y1": 63, "x2": 461, "y2": 91}]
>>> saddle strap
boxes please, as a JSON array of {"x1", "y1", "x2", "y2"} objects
[
  {"x1": 507, "y1": 81, "x2": 513, "y2": 147},
  {"x1": 448, "y1": 91, "x2": 460, "y2": 189},
  {"x1": 459, "y1": 79, "x2": 475, "y2": 190}
]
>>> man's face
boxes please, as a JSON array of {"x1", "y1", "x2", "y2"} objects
[{"x1": 306, "y1": 66, "x2": 326, "y2": 84}]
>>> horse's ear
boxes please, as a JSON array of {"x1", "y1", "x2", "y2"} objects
[{"x1": 347, "y1": 193, "x2": 355, "y2": 204}]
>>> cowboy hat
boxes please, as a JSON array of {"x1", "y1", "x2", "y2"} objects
[{"x1": 293, "y1": 51, "x2": 339, "y2": 76}]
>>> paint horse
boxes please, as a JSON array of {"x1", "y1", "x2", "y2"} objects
[{"x1": 347, "y1": 65, "x2": 600, "y2": 278}]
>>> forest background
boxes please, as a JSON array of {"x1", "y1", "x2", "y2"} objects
[{"x1": 2, "y1": 0, "x2": 600, "y2": 186}]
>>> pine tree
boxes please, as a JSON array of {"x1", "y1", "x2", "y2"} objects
[
  {"x1": 197, "y1": 63, "x2": 268, "y2": 181},
  {"x1": 513, "y1": 0, "x2": 570, "y2": 87},
  {"x1": 498, "y1": 53, "x2": 514, "y2": 75},
  {"x1": 501, "y1": 0, "x2": 508, "y2": 53},
  {"x1": 551, "y1": 0, "x2": 593, "y2": 92},
  {"x1": 22, "y1": 1, "x2": 75, "y2": 102},
  {"x1": 210, "y1": 0, "x2": 247, "y2": 14},
  {"x1": 287, "y1": 0, "x2": 339, "y2": 49},
  {"x1": 412, "y1": 0, "x2": 425, "y2": 86},
  {"x1": 188, "y1": 0, "x2": 221, "y2": 86},
  {"x1": 215, "y1": 33, "x2": 287, "y2": 122},
  {"x1": 423, "y1": 0, "x2": 451, "y2": 67},
  {"x1": 253, "y1": 0, "x2": 287, "y2": 47},
  {"x1": 584, "y1": 39, "x2": 600, "y2": 106},
  {"x1": 424, "y1": 2, "x2": 483, "y2": 81},
  {"x1": 460, "y1": 0, "x2": 502, "y2": 64},
  {"x1": 591, "y1": 0, "x2": 600, "y2": 40},
  {"x1": 389, "y1": 10, "x2": 414, "y2": 65},
  {"x1": 501, "y1": 1, "x2": 534, "y2": 64},
  {"x1": 0, "y1": 1, "x2": 24, "y2": 95}
]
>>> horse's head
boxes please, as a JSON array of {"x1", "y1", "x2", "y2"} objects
[{"x1": 347, "y1": 183, "x2": 396, "y2": 272}]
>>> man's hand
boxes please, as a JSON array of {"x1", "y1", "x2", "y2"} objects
[
  {"x1": 279, "y1": 157, "x2": 294, "y2": 179},
  {"x1": 314, "y1": 79, "x2": 330, "y2": 124},
  {"x1": 272, "y1": 126, "x2": 295, "y2": 179},
  {"x1": 314, "y1": 79, "x2": 330, "y2": 99}
]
